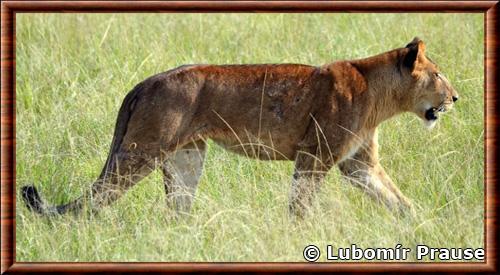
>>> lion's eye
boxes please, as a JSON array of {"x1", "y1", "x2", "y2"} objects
[{"x1": 434, "y1": 72, "x2": 441, "y2": 79}]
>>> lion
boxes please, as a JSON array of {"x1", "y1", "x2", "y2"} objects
[{"x1": 22, "y1": 37, "x2": 459, "y2": 218}]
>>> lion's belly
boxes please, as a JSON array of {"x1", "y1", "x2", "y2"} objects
[{"x1": 211, "y1": 135, "x2": 298, "y2": 160}]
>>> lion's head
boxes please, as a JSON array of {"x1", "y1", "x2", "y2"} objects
[{"x1": 402, "y1": 37, "x2": 459, "y2": 129}]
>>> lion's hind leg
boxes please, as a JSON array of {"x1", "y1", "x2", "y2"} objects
[
  {"x1": 21, "y1": 83, "x2": 163, "y2": 216},
  {"x1": 88, "y1": 146, "x2": 158, "y2": 211},
  {"x1": 161, "y1": 141, "x2": 207, "y2": 214}
]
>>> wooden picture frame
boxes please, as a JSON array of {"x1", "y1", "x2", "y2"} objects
[{"x1": 1, "y1": 1, "x2": 497, "y2": 273}]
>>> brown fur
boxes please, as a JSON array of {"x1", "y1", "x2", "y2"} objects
[{"x1": 22, "y1": 37, "x2": 459, "y2": 217}]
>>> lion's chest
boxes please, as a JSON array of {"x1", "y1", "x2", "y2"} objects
[
  {"x1": 338, "y1": 140, "x2": 362, "y2": 163},
  {"x1": 332, "y1": 127, "x2": 368, "y2": 164}
]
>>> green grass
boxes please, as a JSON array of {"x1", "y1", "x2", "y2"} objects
[{"x1": 15, "y1": 13, "x2": 484, "y2": 262}]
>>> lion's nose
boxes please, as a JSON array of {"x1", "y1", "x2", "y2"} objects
[{"x1": 452, "y1": 96, "x2": 458, "y2": 102}]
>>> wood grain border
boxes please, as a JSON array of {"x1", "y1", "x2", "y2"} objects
[{"x1": 1, "y1": 1, "x2": 498, "y2": 273}]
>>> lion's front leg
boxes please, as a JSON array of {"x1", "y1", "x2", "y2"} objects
[
  {"x1": 337, "y1": 131, "x2": 413, "y2": 214},
  {"x1": 371, "y1": 164, "x2": 413, "y2": 212},
  {"x1": 289, "y1": 148, "x2": 333, "y2": 218},
  {"x1": 339, "y1": 163, "x2": 413, "y2": 213}
]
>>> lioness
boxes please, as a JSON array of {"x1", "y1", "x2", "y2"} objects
[{"x1": 22, "y1": 37, "x2": 458, "y2": 217}]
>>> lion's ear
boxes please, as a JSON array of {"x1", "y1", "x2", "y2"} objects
[
  {"x1": 405, "y1": 37, "x2": 423, "y2": 49},
  {"x1": 403, "y1": 37, "x2": 426, "y2": 73}
]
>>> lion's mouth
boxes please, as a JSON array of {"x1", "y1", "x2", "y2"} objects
[{"x1": 424, "y1": 104, "x2": 446, "y2": 121}]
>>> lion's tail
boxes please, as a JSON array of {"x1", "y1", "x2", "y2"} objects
[
  {"x1": 21, "y1": 185, "x2": 71, "y2": 215},
  {"x1": 21, "y1": 82, "x2": 144, "y2": 216}
]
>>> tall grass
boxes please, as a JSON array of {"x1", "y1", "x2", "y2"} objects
[{"x1": 16, "y1": 13, "x2": 484, "y2": 262}]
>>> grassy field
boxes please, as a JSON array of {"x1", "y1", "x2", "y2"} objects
[{"x1": 15, "y1": 13, "x2": 484, "y2": 262}]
